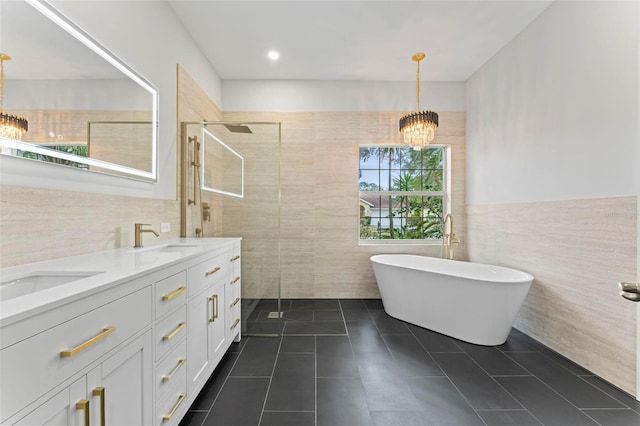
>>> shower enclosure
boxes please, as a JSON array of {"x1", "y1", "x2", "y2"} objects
[{"x1": 181, "y1": 121, "x2": 282, "y2": 336}]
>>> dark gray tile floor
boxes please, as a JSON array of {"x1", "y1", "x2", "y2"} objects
[{"x1": 179, "y1": 299, "x2": 640, "y2": 426}]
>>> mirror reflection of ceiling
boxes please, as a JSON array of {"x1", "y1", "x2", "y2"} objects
[
  {"x1": 168, "y1": 0, "x2": 554, "y2": 81},
  {"x1": 0, "y1": 0, "x2": 158, "y2": 181},
  {"x1": 1, "y1": 1, "x2": 121, "y2": 80},
  {"x1": 1, "y1": 1, "x2": 150, "y2": 111}
]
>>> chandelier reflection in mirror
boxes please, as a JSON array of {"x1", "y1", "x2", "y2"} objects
[
  {"x1": 0, "y1": 53, "x2": 28, "y2": 140},
  {"x1": 399, "y1": 52, "x2": 438, "y2": 151}
]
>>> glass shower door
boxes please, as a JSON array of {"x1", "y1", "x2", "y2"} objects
[{"x1": 182, "y1": 121, "x2": 282, "y2": 337}]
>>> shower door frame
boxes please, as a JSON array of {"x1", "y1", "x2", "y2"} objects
[{"x1": 635, "y1": 8, "x2": 640, "y2": 401}]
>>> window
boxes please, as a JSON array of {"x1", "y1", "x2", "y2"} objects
[
  {"x1": 359, "y1": 145, "x2": 448, "y2": 242},
  {"x1": 18, "y1": 145, "x2": 89, "y2": 170}
]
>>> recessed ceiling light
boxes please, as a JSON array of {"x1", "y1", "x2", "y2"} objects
[{"x1": 268, "y1": 50, "x2": 280, "y2": 61}]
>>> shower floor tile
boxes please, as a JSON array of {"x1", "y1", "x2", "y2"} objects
[{"x1": 179, "y1": 299, "x2": 640, "y2": 426}]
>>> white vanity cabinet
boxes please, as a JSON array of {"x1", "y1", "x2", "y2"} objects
[
  {"x1": 186, "y1": 242, "x2": 241, "y2": 400},
  {"x1": 2, "y1": 283, "x2": 154, "y2": 426},
  {"x1": 12, "y1": 330, "x2": 154, "y2": 426},
  {"x1": 0, "y1": 238, "x2": 241, "y2": 426}
]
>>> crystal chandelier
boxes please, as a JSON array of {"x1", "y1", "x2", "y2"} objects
[
  {"x1": 399, "y1": 52, "x2": 438, "y2": 150},
  {"x1": 0, "y1": 53, "x2": 28, "y2": 140}
]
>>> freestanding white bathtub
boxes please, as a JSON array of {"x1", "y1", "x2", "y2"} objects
[{"x1": 370, "y1": 254, "x2": 533, "y2": 346}]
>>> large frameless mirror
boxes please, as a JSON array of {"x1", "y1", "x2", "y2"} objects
[{"x1": 0, "y1": 0, "x2": 158, "y2": 181}]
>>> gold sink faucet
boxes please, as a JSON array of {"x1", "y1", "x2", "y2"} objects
[{"x1": 134, "y1": 223, "x2": 159, "y2": 248}]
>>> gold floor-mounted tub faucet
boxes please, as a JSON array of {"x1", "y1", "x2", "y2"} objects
[
  {"x1": 134, "y1": 223, "x2": 159, "y2": 248},
  {"x1": 441, "y1": 214, "x2": 459, "y2": 260}
]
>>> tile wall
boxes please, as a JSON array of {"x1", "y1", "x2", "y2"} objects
[{"x1": 466, "y1": 197, "x2": 637, "y2": 395}]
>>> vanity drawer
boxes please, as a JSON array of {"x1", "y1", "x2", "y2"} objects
[
  {"x1": 156, "y1": 370, "x2": 188, "y2": 426},
  {"x1": 0, "y1": 286, "x2": 152, "y2": 422},
  {"x1": 155, "y1": 305, "x2": 187, "y2": 362},
  {"x1": 155, "y1": 339, "x2": 187, "y2": 404},
  {"x1": 188, "y1": 250, "x2": 232, "y2": 296},
  {"x1": 155, "y1": 271, "x2": 187, "y2": 319}
]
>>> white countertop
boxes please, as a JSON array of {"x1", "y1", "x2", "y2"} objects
[{"x1": 0, "y1": 237, "x2": 241, "y2": 325}]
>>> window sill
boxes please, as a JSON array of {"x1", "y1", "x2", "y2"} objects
[{"x1": 358, "y1": 239, "x2": 443, "y2": 246}]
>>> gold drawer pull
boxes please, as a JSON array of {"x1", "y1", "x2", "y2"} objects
[
  {"x1": 230, "y1": 318, "x2": 240, "y2": 330},
  {"x1": 230, "y1": 297, "x2": 240, "y2": 308},
  {"x1": 163, "y1": 322, "x2": 186, "y2": 341},
  {"x1": 162, "y1": 393, "x2": 186, "y2": 421},
  {"x1": 76, "y1": 399, "x2": 90, "y2": 426},
  {"x1": 92, "y1": 387, "x2": 105, "y2": 426},
  {"x1": 205, "y1": 266, "x2": 221, "y2": 276},
  {"x1": 230, "y1": 276, "x2": 240, "y2": 285},
  {"x1": 208, "y1": 294, "x2": 218, "y2": 322},
  {"x1": 60, "y1": 326, "x2": 115, "y2": 358},
  {"x1": 162, "y1": 358, "x2": 186, "y2": 382},
  {"x1": 162, "y1": 286, "x2": 186, "y2": 301},
  {"x1": 230, "y1": 255, "x2": 240, "y2": 262}
]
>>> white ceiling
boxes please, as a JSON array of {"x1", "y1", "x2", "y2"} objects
[{"x1": 168, "y1": 0, "x2": 553, "y2": 82}]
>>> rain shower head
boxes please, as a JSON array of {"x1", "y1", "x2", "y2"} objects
[{"x1": 224, "y1": 124, "x2": 253, "y2": 134}]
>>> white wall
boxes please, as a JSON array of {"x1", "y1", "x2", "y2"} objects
[
  {"x1": 1, "y1": 0, "x2": 222, "y2": 200},
  {"x1": 223, "y1": 80, "x2": 466, "y2": 112},
  {"x1": 466, "y1": 0, "x2": 639, "y2": 204}
]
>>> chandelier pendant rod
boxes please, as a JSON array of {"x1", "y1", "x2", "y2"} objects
[{"x1": 0, "y1": 53, "x2": 9, "y2": 110}]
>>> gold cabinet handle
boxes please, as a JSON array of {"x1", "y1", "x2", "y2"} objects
[
  {"x1": 208, "y1": 294, "x2": 218, "y2": 322},
  {"x1": 205, "y1": 266, "x2": 221, "y2": 276},
  {"x1": 162, "y1": 286, "x2": 186, "y2": 301},
  {"x1": 162, "y1": 358, "x2": 186, "y2": 382},
  {"x1": 230, "y1": 297, "x2": 240, "y2": 308},
  {"x1": 230, "y1": 276, "x2": 240, "y2": 285},
  {"x1": 230, "y1": 318, "x2": 240, "y2": 330},
  {"x1": 76, "y1": 399, "x2": 90, "y2": 426},
  {"x1": 163, "y1": 322, "x2": 186, "y2": 341},
  {"x1": 208, "y1": 295, "x2": 215, "y2": 322},
  {"x1": 230, "y1": 255, "x2": 240, "y2": 262},
  {"x1": 92, "y1": 387, "x2": 105, "y2": 426},
  {"x1": 163, "y1": 393, "x2": 186, "y2": 421},
  {"x1": 60, "y1": 326, "x2": 115, "y2": 358}
]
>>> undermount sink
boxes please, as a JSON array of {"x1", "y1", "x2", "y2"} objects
[
  {"x1": 0, "y1": 271, "x2": 102, "y2": 302},
  {"x1": 132, "y1": 244, "x2": 200, "y2": 253}
]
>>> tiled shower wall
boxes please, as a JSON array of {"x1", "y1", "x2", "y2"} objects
[{"x1": 221, "y1": 110, "x2": 466, "y2": 299}]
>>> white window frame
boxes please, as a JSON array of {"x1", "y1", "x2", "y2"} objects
[{"x1": 358, "y1": 144, "x2": 451, "y2": 245}]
